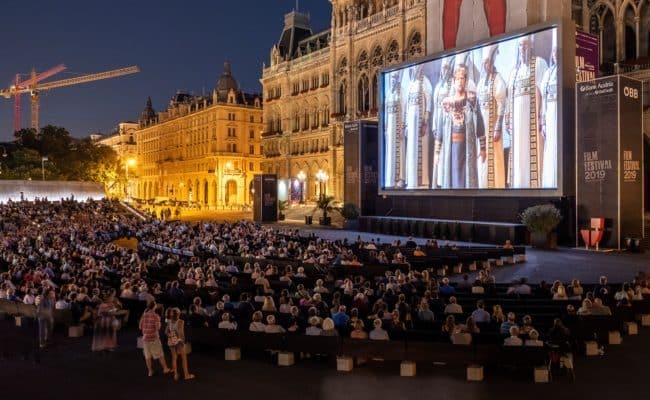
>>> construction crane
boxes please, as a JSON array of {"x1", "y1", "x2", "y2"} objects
[{"x1": 1, "y1": 65, "x2": 140, "y2": 132}]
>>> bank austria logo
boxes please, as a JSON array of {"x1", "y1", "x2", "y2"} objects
[{"x1": 623, "y1": 86, "x2": 639, "y2": 99}]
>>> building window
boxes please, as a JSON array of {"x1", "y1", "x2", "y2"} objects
[
  {"x1": 249, "y1": 129, "x2": 255, "y2": 139},
  {"x1": 338, "y1": 80, "x2": 347, "y2": 115},
  {"x1": 358, "y1": 74, "x2": 370, "y2": 113},
  {"x1": 249, "y1": 114, "x2": 254, "y2": 122},
  {"x1": 260, "y1": 145, "x2": 263, "y2": 155},
  {"x1": 249, "y1": 162, "x2": 254, "y2": 170},
  {"x1": 249, "y1": 144, "x2": 254, "y2": 154}
]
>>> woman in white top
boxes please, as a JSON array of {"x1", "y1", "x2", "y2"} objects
[
  {"x1": 249, "y1": 311, "x2": 266, "y2": 332},
  {"x1": 264, "y1": 315, "x2": 285, "y2": 334},
  {"x1": 218, "y1": 313, "x2": 237, "y2": 330},
  {"x1": 369, "y1": 318, "x2": 389, "y2": 341},
  {"x1": 504, "y1": 326, "x2": 523, "y2": 346}
]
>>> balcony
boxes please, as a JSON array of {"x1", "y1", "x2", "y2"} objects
[{"x1": 261, "y1": 130, "x2": 282, "y2": 138}]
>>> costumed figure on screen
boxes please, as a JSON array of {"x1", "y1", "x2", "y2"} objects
[
  {"x1": 540, "y1": 33, "x2": 558, "y2": 188},
  {"x1": 432, "y1": 57, "x2": 455, "y2": 188},
  {"x1": 438, "y1": 64, "x2": 483, "y2": 188},
  {"x1": 384, "y1": 71, "x2": 406, "y2": 188},
  {"x1": 476, "y1": 44, "x2": 506, "y2": 189},
  {"x1": 403, "y1": 65, "x2": 433, "y2": 189},
  {"x1": 505, "y1": 36, "x2": 547, "y2": 188}
]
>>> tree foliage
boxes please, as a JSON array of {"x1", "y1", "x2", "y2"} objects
[{"x1": 1, "y1": 125, "x2": 124, "y2": 186}]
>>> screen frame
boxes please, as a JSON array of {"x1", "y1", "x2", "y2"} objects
[{"x1": 377, "y1": 20, "x2": 565, "y2": 198}]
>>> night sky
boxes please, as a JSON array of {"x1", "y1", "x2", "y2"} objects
[{"x1": 0, "y1": 0, "x2": 331, "y2": 141}]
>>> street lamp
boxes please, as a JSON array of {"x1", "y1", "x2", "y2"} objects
[
  {"x1": 315, "y1": 169, "x2": 329, "y2": 200},
  {"x1": 125, "y1": 158, "x2": 136, "y2": 201},
  {"x1": 297, "y1": 170, "x2": 306, "y2": 204}
]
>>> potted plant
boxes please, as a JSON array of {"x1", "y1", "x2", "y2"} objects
[
  {"x1": 314, "y1": 195, "x2": 335, "y2": 226},
  {"x1": 339, "y1": 202, "x2": 360, "y2": 230},
  {"x1": 278, "y1": 200, "x2": 288, "y2": 221},
  {"x1": 520, "y1": 204, "x2": 562, "y2": 249}
]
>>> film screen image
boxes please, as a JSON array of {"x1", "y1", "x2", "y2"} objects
[{"x1": 381, "y1": 26, "x2": 558, "y2": 191}]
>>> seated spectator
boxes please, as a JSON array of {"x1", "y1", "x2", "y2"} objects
[
  {"x1": 492, "y1": 304, "x2": 505, "y2": 324},
  {"x1": 439, "y1": 278, "x2": 455, "y2": 297},
  {"x1": 594, "y1": 276, "x2": 611, "y2": 299},
  {"x1": 444, "y1": 296, "x2": 463, "y2": 315},
  {"x1": 614, "y1": 283, "x2": 632, "y2": 302},
  {"x1": 525, "y1": 329, "x2": 544, "y2": 347},
  {"x1": 470, "y1": 300, "x2": 490, "y2": 323},
  {"x1": 369, "y1": 318, "x2": 389, "y2": 340},
  {"x1": 412, "y1": 246, "x2": 426, "y2": 257},
  {"x1": 460, "y1": 316, "x2": 480, "y2": 334},
  {"x1": 503, "y1": 240, "x2": 513, "y2": 250},
  {"x1": 313, "y1": 279, "x2": 329, "y2": 294},
  {"x1": 504, "y1": 326, "x2": 523, "y2": 346},
  {"x1": 305, "y1": 317, "x2": 322, "y2": 336},
  {"x1": 507, "y1": 278, "x2": 531, "y2": 295},
  {"x1": 569, "y1": 279, "x2": 583, "y2": 299},
  {"x1": 389, "y1": 311, "x2": 406, "y2": 332},
  {"x1": 350, "y1": 320, "x2": 368, "y2": 339},
  {"x1": 442, "y1": 315, "x2": 457, "y2": 335},
  {"x1": 264, "y1": 315, "x2": 285, "y2": 334},
  {"x1": 577, "y1": 299, "x2": 592, "y2": 315},
  {"x1": 547, "y1": 318, "x2": 571, "y2": 345},
  {"x1": 321, "y1": 318, "x2": 339, "y2": 336},
  {"x1": 218, "y1": 313, "x2": 237, "y2": 330},
  {"x1": 55, "y1": 295, "x2": 69, "y2": 310},
  {"x1": 249, "y1": 311, "x2": 266, "y2": 332},
  {"x1": 591, "y1": 298, "x2": 612, "y2": 316},
  {"x1": 332, "y1": 305, "x2": 350, "y2": 328},
  {"x1": 520, "y1": 315, "x2": 535, "y2": 335},
  {"x1": 500, "y1": 312, "x2": 517, "y2": 335},
  {"x1": 262, "y1": 296, "x2": 277, "y2": 312},
  {"x1": 553, "y1": 284, "x2": 569, "y2": 301},
  {"x1": 417, "y1": 301, "x2": 435, "y2": 322}
]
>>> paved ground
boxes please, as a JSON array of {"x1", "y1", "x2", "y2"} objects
[{"x1": 1, "y1": 318, "x2": 649, "y2": 400}]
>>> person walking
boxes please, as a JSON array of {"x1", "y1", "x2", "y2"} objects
[
  {"x1": 165, "y1": 307, "x2": 195, "y2": 381},
  {"x1": 139, "y1": 301, "x2": 171, "y2": 377},
  {"x1": 92, "y1": 293, "x2": 119, "y2": 352},
  {"x1": 36, "y1": 288, "x2": 55, "y2": 348}
]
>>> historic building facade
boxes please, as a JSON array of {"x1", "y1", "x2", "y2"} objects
[
  {"x1": 134, "y1": 62, "x2": 263, "y2": 207},
  {"x1": 261, "y1": 0, "x2": 427, "y2": 201},
  {"x1": 97, "y1": 122, "x2": 139, "y2": 198}
]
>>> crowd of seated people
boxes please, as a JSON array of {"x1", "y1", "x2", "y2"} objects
[{"x1": 1, "y1": 199, "x2": 650, "y2": 360}]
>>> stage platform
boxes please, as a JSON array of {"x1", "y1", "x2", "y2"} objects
[{"x1": 359, "y1": 216, "x2": 526, "y2": 245}]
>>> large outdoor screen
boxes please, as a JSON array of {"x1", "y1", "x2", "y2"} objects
[{"x1": 380, "y1": 26, "x2": 559, "y2": 193}]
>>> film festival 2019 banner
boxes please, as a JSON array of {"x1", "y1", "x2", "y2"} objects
[
  {"x1": 575, "y1": 30, "x2": 599, "y2": 83},
  {"x1": 576, "y1": 76, "x2": 643, "y2": 249}
]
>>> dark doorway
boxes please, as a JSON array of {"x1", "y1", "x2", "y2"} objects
[{"x1": 625, "y1": 25, "x2": 636, "y2": 60}]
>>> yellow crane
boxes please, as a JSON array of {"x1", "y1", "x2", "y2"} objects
[{"x1": 1, "y1": 65, "x2": 140, "y2": 131}]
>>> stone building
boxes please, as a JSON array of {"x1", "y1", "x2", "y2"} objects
[
  {"x1": 133, "y1": 62, "x2": 263, "y2": 207},
  {"x1": 261, "y1": 0, "x2": 427, "y2": 201}
]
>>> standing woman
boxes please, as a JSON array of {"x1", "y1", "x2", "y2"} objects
[
  {"x1": 166, "y1": 307, "x2": 195, "y2": 381},
  {"x1": 92, "y1": 292, "x2": 118, "y2": 352}
]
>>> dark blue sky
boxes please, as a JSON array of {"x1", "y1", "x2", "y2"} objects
[{"x1": 0, "y1": 0, "x2": 331, "y2": 141}]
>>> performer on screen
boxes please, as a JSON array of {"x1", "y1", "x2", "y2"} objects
[
  {"x1": 505, "y1": 36, "x2": 547, "y2": 189},
  {"x1": 438, "y1": 64, "x2": 483, "y2": 189},
  {"x1": 540, "y1": 33, "x2": 558, "y2": 188},
  {"x1": 432, "y1": 57, "x2": 455, "y2": 188},
  {"x1": 443, "y1": 0, "x2": 507, "y2": 49},
  {"x1": 384, "y1": 71, "x2": 405, "y2": 188},
  {"x1": 403, "y1": 65, "x2": 433, "y2": 189},
  {"x1": 477, "y1": 44, "x2": 506, "y2": 189}
]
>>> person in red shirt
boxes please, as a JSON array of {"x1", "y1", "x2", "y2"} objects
[{"x1": 139, "y1": 301, "x2": 171, "y2": 377}]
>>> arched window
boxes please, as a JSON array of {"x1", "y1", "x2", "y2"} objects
[
  {"x1": 357, "y1": 74, "x2": 370, "y2": 113},
  {"x1": 357, "y1": 50, "x2": 369, "y2": 71},
  {"x1": 386, "y1": 40, "x2": 400, "y2": 64},
  {"x1": 337, "y1": 57, "x2": 348, "y2": 77},
  {"x1": 338, "y1": 80, "x2": 347, "y2": 115},
  {"x1": 371, "y1": 73, "x2": 379, "y2": 111},
  {"x1": 407, "y1": 31, "x2": 423, "y2": 60},
  {"x1": 371, "y1": 46, "x2": 384, "y2": 69}
]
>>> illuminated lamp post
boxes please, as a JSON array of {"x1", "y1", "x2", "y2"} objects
[{"x1": 316, "y1": 169, "x2": 329, "y2": 200}]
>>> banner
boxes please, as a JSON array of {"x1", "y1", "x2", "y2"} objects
[
  {"x1": 253, "y1": 174, "x2": 278, "y2": 223},
  {"x1": 575, "y1": 31, "x2": 599, "y2": 82},
  {"x1": 618, "y1": 76, "x2": 644, "y2": 241},
  {"x1": 344, "y1": 122, "x2": 361, "y2": 207},
  {"x1": 576, "y1": 76, "x2": 644, "y2": 249}
]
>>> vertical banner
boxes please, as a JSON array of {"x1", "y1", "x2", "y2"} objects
[
  {"x1": 576, "y1": 31, "x2": 599, "y2": 82},
  {"x1": 576, "y1": 77, "x2": 619, "y2": 248},
  {"x1": 618, "y1": 76, "x2": 644, "y2": 241},
  {"x1": 344, "y1": 121, "x2": 361, "y2": 208},
  {"x1": 253, "y1": 174, "x2": 278, "y2": 223},
  {"x1": 360, "y1": 122, "x2": 379, "y2": 216}
]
